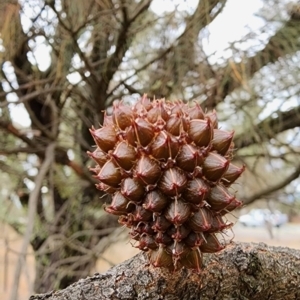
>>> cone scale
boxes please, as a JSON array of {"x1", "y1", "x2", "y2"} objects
[{"x1": 89, "y1": 95, "x2": 244, "y2": 273}]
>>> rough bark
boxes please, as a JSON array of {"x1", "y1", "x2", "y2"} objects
[{"x1": 30, "y1": 242, "x2": 300, "y2": 300}]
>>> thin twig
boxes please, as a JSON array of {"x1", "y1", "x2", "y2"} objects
[{"x1": 9, "y1": 143, "x2": 55, "y2": 300}]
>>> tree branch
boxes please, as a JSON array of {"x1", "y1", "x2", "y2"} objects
[
  {"x1": 29, "y1": 242, "x2": 300, "y2": 300},
  {"x1": 10, "y1": 143, "x2": 55, "y2": 300},
  {"x1": 147, "y1": 0, "x2": 227, "y2": 98},
  {"x1": 0, "y1": 121, "x2": 94, "y2": 183},
  {"x1": 0, "y1": 120, "x2": 36, "y2": 147},
  {"x1": 100, "y1": 1, "x2": 152, "y2": 88},
  {"x1": 107, "y1": 0, "x2": 227, "y2": 100},
  {"x1": 234, "y1": 105, "x2": 300, "y2": 148},
  {"x1": 182, "y1": 0, "x2": 227, "y2": 36},
  {"x1": 202, "y1": 11, "x2": 300, "y2": 109},
  {"x1": 244, "y1": 164, "x2": 300, "y2": 205}
]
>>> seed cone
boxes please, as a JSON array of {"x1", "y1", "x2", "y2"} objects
[{"x1": 88, "y1": 95, "x2": 244, "y2": 273}]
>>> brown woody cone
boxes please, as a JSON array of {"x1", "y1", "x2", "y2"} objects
[{"x1": 89, "y1": 95, "x2": 244, "y2": 273}]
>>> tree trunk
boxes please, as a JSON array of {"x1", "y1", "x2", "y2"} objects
[{"x1": 29, "y1": 242, "x2": 300, "y2": 300}]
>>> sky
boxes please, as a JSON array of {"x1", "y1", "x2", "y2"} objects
[
  {"x1": 151, "y1": 0, "x2": 264, "y2": 57},
  {"x1": 4, "y1": 0, "x2": 274, "y2": 127}
]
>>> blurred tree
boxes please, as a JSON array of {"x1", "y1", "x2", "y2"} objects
[{"x1": 1, "y1": 0, "x2": 300, "y2": 296}]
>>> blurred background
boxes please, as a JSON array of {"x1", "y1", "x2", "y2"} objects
[{"x1": 1, "y1": 0, "x2": 300, "y2": 299}]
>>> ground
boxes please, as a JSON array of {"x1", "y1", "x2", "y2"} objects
[{"x1": 1, "y1": 222, "x2": 300, "y2": 300}]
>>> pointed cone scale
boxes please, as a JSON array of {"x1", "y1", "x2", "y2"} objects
[
  {"x1": 103, "y1": 114, "x2": 113, "y2": 126},
  {"x1": 95, "y1": 182, "x2": 117, "y2": 194},
  {"x1": 121, "y1": 178, "x2": 144, "y2": 202},
  {"x1": 188, "y1": 119, "x2": 213, "y2": 147},
  {"x1": 138, "y1": 234, "x2": 158, "y2": 250},
  {"x1": 143, "y1": 190, "x2": 168, "y2": 212},
  {"x1": 166, "y1": 114, "x2": 182, "y2": 136},
  {"x1": 167, "y1": 241, "x2": 189, "y2": 260},
  {"x1": 154, "y1": 117, "x2": 167, "y2": 132},
  {"x1": 155, "y1": 231, "x2": 173, "y2": 245},
  {"x1": 150, "y1": 131, "x2": 169, "y2": 160},
  {"x1": 212, "y1": 129, "x2": 234, "y2": 155},
  {"x1": 149, "y1": 245, "x2": 174, "y2": 270},
  {"x1": 125, "y1": 125, "x2": 136, "y2": 146},
  {"x1": 165, "y1": 198, "x2": 191, "y2": 225},
  {"x1": 158, "y1": 168, "x2": 187, "y2": 196},
  {"x1": 132, "y1": 205, "x2": 152, "y2": 222},
  {"x1": 90, "y1": 165, "x2": 101, "y2": 174},
  {"x1": 133, "y1": 118, "x2": 155, "y2": 147},
  {"x1": 219, "y1": 198, "x2": 243, "y2": 216},
  {"x1": 167, "y1": 224, "x2": 190, "y2": 241},
  {"x1": 205, "y1": 110, "x2": 218, "y2": 129},
  {"x1": 176, "y1": 144, "x2": 204, "y2": 172},
  {"x1": 170, "y1": 102, "x2": 183, "y2": 115},
  {"x1": 105, "y1": 192, "x2": 131, "y2": 215},
  {"x1": 87, "y1": 147, "x2": 107, "y2": 167},
  {"x1": 114, "y1": 191, "x2": 135, "y2": 212},
  {"x1": 151, "y1": 131, "x2": 179, "y2": 160},
  {"x1": 182, "y1": 178, "x2": 209, "y2": 205},
  {"x1": 135, "y1": 156, "x2": 161, "y2": 185},
  {"x1": 97, "y1": 159, "x2": 122, "y2": 187},
  {"x1": 129, "y1": 228, "x2": 140, "y2": 241},
  {"x1": 90, "y1": 126, "x2": 117, "y2": 153},
  {"x1": 184, "y1": 232, "x2": 205, "y2": 248},
  {"x1": 147, "y1": 100, "x2": 169, "y2": 123},
  {"x1": 112, "y1": 101, "x2": 134, "y2": 130},
  {"x1": 180, "y1": 248, "x2": 202, "y2": 273},
  {"x1": 187, "y1": 103, "x2": 204, "y2": 120},
  {"x1": 167, "y1": 133, "x2": 180, "y2": 159},
  {"x1": 132, "y1": 223, "x2": 146, "y2": 235},
  {"x1": 118, "y1": 215, "x2": 135, "y2": 227},
  {"x1": 135, "y1": 94, "x2": 152, "y2": 112},
  {"x1": 207, "y1": 185, "x2": 235, "y2": 212},
  {"x1": 207, "y1": 215, "x2": 232, "y2": 233},
  {"x1": 222, "y1": 163, "x2": 245, "y2": 186},
  {"x1": 152, "y1": 215, "x2": 172, "y2": 232},
  {"x1": 112, "y1": 141, "x2": 136, "y2": 170},
  {"x1": 200, "y1": 233, "x2": 225, "y2": 253},
  {"x1": 187, "y1": 207, "x2": 212, "y2": 232},
  {"x1": 202, "y1": 152, "x2": 229, "y2": 182},
  {"x1": 137, "y1": 222, "x2": 155, "y2": 235}
]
